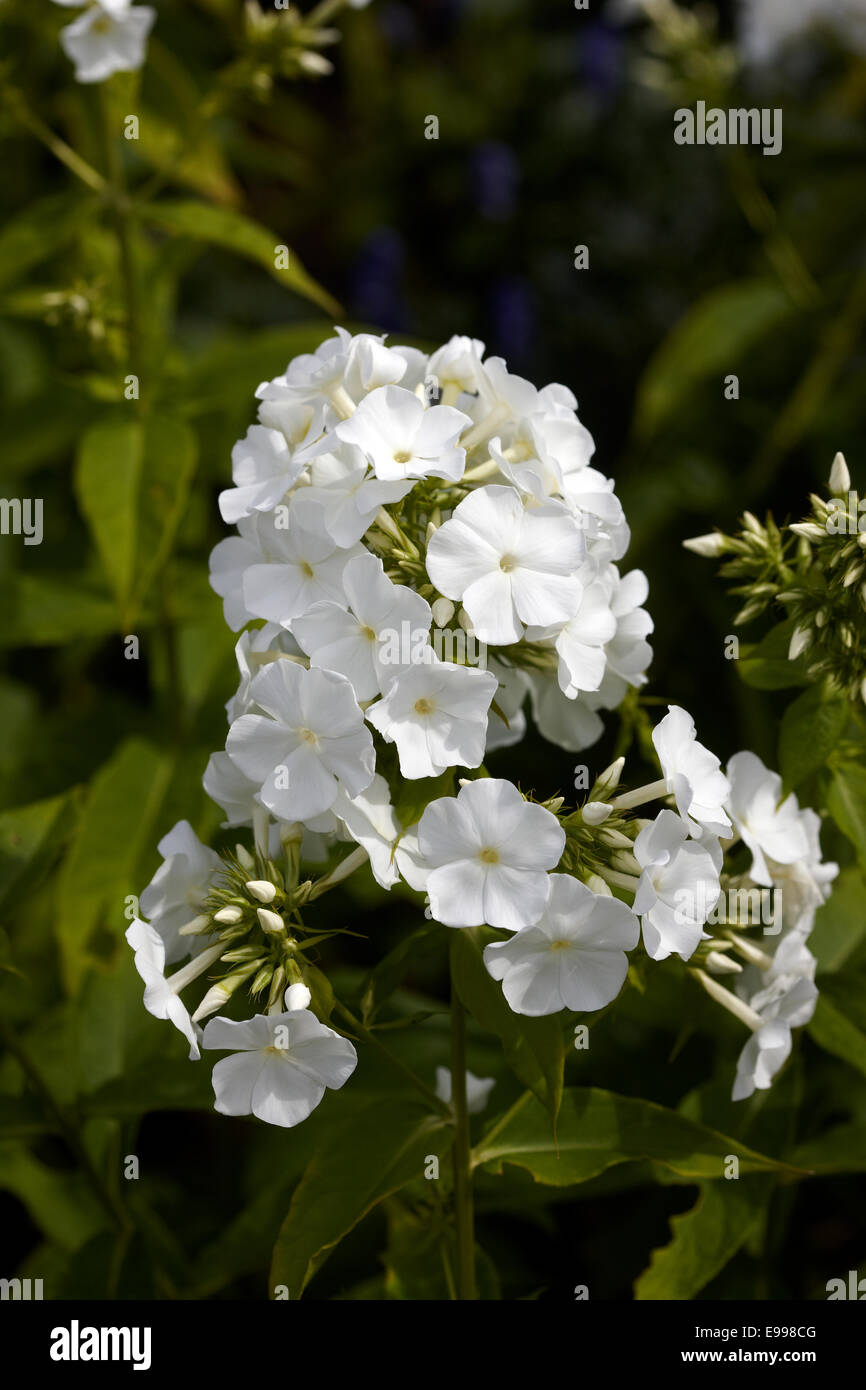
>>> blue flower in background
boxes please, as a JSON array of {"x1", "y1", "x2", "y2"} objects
[
  {"x1": 470, "y1": 141, "x2": 519, "y2": 222},
  {"x1": 489, "y1": 275, "x2": 535, "y2": 367},
  {"x1": 577, "y1": 21, "x2": 624, "y2": 106},
  {"x1": 350, "y1": 226, "x2": 408, "y2": 332}
]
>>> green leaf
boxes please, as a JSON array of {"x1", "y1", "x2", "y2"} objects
[
  {"x1": 270, "y1": 1099, "x2": 451, "y2": 1299},
  {"x1": 55, "y1": 738, "x2": 174, "y2": 991},
  {"x1": 176, "y1": 324, "x2": 336, "y2": 418},
  {"x1": 808, "y1": 991, "x2": 866, "y2": 1081},
  {"x1": 81, "y1": 1062, "x2": 215, "y2": 1117},
  {"x1": 737, "y1": 620, "x2": 810, "y2": 691},
  {"x1": 827, "y1": 763, "x2": 866, "y2": 872},
  {"x1": 360, "y1": 923, "x2": 439, "y2": 1024},
  {"x1": 0, "y1": 192, "x2": 94, "y2": 292},
  {"x1": 0, "y1": 791, "x2": 74, "y2": 912},
  {"x1": 810, "y1": 867, "x2": 866, "y2": 973},
  {"x1": 382, "y1": 1203, "x2": 500, "y2": 1300},
  {"x1": 74, "y1": 413, "x2": 198, "y2": 626},
  {"x1": 778, "y1": 684, "x2": 848, "y2": 791},
  {"x1": 141, "y1": 200, "x2": 340, "y2": 315},
  {"x1": 393, "y1": 768, "x2": 455, "y2": 831},
  {"x1": 633, "y1": 279, "x2": 795, "y2": 439},
  {"x1": 0, "y1": 1145, "x2": 106, "y2": 1250},
  {"x1": 0, "y1": 573, "x2": 120, "y2": 647},
  {"x1": 790, "y1": 1123, "x2": 866, "y2": 1174},
  {"x1": 0, "y1": 1095, "x2": 56, "y2": 1139},
  {"x1": 449, "y1": 929, "x2": 565, "y2": 1121},
  {"x1": 634, "y1": 1178, "x2": 771, "y2": 1300},
  {"x1": 474, "y1": 1088, "x2": 797, "y2": 1186}
]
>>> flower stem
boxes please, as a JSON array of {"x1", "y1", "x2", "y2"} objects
[
  {"x1": 6, "y1": 95, "x2": 106, "y2": 192},
  {"x1": 332, "y1": 1000, "x2": 451, "y2": 1118},
  {"x1": 449, "y1": 984, "x2": 477, "y2": 1300},
  {"x1": 0, "y1": 1021, "x2": 129, "y2": 1233},
  {"x1": 99, "y1": 84, "x2": 141, "y2": 380}
]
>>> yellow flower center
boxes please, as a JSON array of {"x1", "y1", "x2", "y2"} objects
[
  {"x1": 499, "y1": 554, "x2": 516, "y2": 573},
  {"x1": 479, "y1": 847, "x2": 499, "y2": 864},
  {"x1": 414, "y1": 697, "x2": 435, "y2": 716}
]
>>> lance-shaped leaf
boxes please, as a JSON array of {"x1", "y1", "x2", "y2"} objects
[
  {"x1": 55, "y1": 738, "x2": 174, "y2": 992},
  {"x1": 270, "y1": 1099, "x2": 451, "y2": 1300},
  {"x1": 473, "y1": 1088, "x2": 800, "y2": 1186},
  {"x1": 75, "y1": 413, "x2": 197, "y2": 627},
  {"x1": 142, "y1": 200, "x2": 340, "y2": 316}
]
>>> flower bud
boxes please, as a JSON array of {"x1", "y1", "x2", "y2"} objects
[
  {"x1": 829, "y1": 451, "x2": 851, "y2": 496},
  {"x1": 431, "y1": 597, "x2": 455, "y2": 628},
  {"x1": 590, "y1": 757, "x2": 625, "y2": 799},
  {"x1": 285, "y1": 982, "x2": 312, "y2": 1011},
  {"x1": 257, "y1": 907, "x2": 285, "y2": 934},
  {"x1": 235, "y1": 844, "x2": 255, "y2": 872},
  {"x1": 789, "y1": 522, "x2": 824, "y2": 541},
  {"x1": 246, "y1": 879, "x2": 277, "y2": 903},
  {"x1": 213, "y1": 906, "x2": 243, "y2": 925},
  {"x1": 705, "y1": 950, "x2": 743, "y2": 976},
  {"x1": 788, "y1": 626, "x2": 811, "y2": 660},
  {"x1": 682, "y1": 532, "x2": 727, "y2": 558},
  {"x1": 582, "y1": 801, "x2": 612, "y2": 825}
]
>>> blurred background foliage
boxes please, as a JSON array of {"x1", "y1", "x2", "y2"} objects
[{"x1": 0, "y1": 0, "x2": 865, "y2": 1300}]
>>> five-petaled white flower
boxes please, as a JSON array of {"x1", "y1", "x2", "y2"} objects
[
  {"x1": 202, "y1": 1010, "x2": 357, "y2": 1127},
  {"x1": 293, "y1": 552, "x2": 432, "y2": 701},
  {"x1": 336, "y1": 385, "x2": 471, "y2": 482},
  {"x1": 241, "y1": 496, "x2": 363, "y2": 629},
  {"x1": 426, "y1": 485, "x2": 585, "y2": 645},
  {"x1": 366, "y1": 660, "x2": 499, "y2": 780},
  {"x1": 226, "y1": 660, "x2": 375, "y2": 821},
  {"x1": 483, "y1": 874, "x2": 639, "y2": 1015},
  {"x1": 417, "y1": 778, "x2": 565, "y2": 930}
]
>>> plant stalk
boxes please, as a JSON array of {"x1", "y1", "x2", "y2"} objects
[{"x1": 449, "y1": 986, "x2": 477, "y2": 1300}]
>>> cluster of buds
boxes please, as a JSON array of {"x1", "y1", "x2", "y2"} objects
[
  {"x1": 176, "y1": 830, "x2": 361, "y2": 1026},
  {"x1": 685, "y1": 453, "x2": 866, "y2": 704},
  {"x1": 223, "y1": 0, "x2": 361, "y2": 97}
]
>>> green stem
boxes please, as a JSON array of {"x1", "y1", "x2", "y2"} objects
[
  {"x1": 332, "y1": 1000, "x2": 451, "y2": 1118},
  {"x1": 99, "y1": 85, "x2": 141, "y2": 381},
  {"x1": 449, "y1": 985, "x2": 477, "y2": 1300},
  {"x1": 726, "y1": 149, "x2": 822, "y2": 311},
  {"x1": 7, "y1": 96, "x2": 106, "y2": 192},
  {"x1": 470, "y1": 1089, "x2": 532, "y2": 1166},
  {"x1": 0, "y1": 1021, "x2": 130, "y2": 1234}
]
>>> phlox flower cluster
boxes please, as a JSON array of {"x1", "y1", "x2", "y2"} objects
[{"x1": 125, "y1": 329, "x2": 833, "y2": 1125}]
